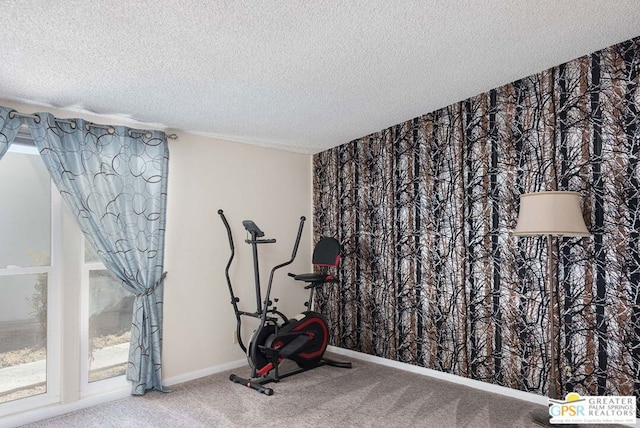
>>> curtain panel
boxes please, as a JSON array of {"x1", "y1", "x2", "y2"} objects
[
  {"x1": 26, "y1": 113, "x2": 170, "y2": 394},
  {"x1": 0, "y1": 108, "x2": 170, "y2": 395},
  {"x1": 0, "y1": 107, "x2": 23, "y2": 159}
]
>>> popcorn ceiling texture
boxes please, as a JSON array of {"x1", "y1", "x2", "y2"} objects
[{"x1": 0, "y1": 0, "x2": 639, "y2": 153}]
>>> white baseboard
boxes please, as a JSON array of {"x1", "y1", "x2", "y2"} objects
[
  {"x1": 328, "y1": 345, "x2": 547, "y2": 406},
  {"x1": 163, "y1": 358, "x2": 247, "y2": 387}
]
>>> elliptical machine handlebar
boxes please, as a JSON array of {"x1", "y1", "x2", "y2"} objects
[
  {"x1": 218, "y1": 209, "x2": 234, "y2": 253},
  {"x1": 217, "y1": 209, "x2": 246, "y2": 352},
  {"x1": 218, "y1": 210, "x2": 236, "y2": 293},
  {"x1": 262, "y1": 216, "x2": 306, "y2": 314},
  {"x1": 289, "y1": 216, "x2": 306, "y2": 260}
]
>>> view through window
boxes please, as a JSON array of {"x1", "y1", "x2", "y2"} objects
[
  {"x1": 0, "y1": 148, "x2": 52, "y2": 404},
  {"x1": 84, "y1": 246, "x2": 133, "y2": 383}
]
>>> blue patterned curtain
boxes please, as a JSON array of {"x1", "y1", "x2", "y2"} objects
[
  {"x1": 0, "y1": 107, "x2": 24, "y2": 159},
  {"x1": 25, "y1": 112, "x2": 170, "y2": 395}
]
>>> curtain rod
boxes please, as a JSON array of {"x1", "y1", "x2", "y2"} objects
[{"x1": 7, "y1": 110, "x2": 178, "y2": 140}]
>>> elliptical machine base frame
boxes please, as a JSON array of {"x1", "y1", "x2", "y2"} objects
[{"x1": 229, "y1": 355, "x2": 352, "y2": 396}]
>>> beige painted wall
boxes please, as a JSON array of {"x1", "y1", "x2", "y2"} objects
[
  {"x1": 0, "y1": 99, "x2": 313, "y2": 384},
  {"x1": 163, "y1": 133, "x2": 312, "y2": 378}
]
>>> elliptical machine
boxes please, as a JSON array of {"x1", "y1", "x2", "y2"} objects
[{"x1": 218, "y1": 210, "x2": 351, "y2": 395}]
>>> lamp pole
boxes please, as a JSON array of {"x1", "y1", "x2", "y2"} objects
[{"x1": 546, "y1": 234, "x2": 559, "y2": 400}]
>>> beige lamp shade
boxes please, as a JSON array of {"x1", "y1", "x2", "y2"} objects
[{"x1": 513, "y1": 191, "x2": 590, "y2": 237}]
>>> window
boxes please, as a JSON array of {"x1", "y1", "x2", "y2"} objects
[
  {"x1": 0, "y1": 131, "x2": 133, "y2": 415},
  {"x1": 0, "y1": 142, "x2": 60, "y2": 407},
  {"x1": 82, "y1": 244, "x2": 133, "y2": 387}
]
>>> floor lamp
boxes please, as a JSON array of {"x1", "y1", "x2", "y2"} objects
[{"x1": 512, "y1": 191, "x2": 590, "y2": 426}]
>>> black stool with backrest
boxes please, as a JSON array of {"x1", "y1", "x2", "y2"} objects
[{"x1": 289, "y1": 237, "x2": 342, "y2": 309}]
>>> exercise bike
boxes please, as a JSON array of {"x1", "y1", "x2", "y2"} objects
[{"x1": 218, "y1": 210, "x2": 351, "y2": 395}]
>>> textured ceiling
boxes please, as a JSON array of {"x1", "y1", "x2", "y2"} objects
[{"x1": 0, "y1": 1, "x2": 639, "y2": 154}]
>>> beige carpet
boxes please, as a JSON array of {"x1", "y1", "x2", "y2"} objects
[{"x1": 19, "y1": 355, "x2": 625, "y2": 427}]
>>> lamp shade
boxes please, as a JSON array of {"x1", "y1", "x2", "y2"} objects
[{"x1": 513, "y1": 191, "x2": 590, "y2": 237}]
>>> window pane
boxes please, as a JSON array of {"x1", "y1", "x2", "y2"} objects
[
  {"x1": 84, "y1": 241, "x2": 100, "y2": 264},
  {"x1": 0, "y1": 274, "x2": 47, "y2": 403},
  {"x1": 88, "y1": 269, "x2": 133, "y2": 382},
  {"x1": 0, "y1": 152, "x2": 51, "y2": 268}
]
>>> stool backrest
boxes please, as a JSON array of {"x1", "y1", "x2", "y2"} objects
[{"x1": 312, "y1": 237, "x2": 341, "y2": 267}]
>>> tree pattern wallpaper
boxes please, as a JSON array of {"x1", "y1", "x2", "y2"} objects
[{"x1": 313, "y1": 36, "x2": 640, "y2": 413}]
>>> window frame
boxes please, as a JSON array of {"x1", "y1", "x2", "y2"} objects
[{"x1": 79, "y1": 244, "x2": 130, "y2": 397}]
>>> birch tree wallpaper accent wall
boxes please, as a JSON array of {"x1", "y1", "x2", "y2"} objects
[{"x1": 313, "y1": 36, "x2": 640, "y2": 413}]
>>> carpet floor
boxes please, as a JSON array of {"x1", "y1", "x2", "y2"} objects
[{"x1": 19, "y1": 355, "x2": 628, "y2": 428}]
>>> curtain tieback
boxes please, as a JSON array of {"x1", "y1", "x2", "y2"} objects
[{"x1": 136, "y1": 271, "x2": 168, "y2": 297}]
